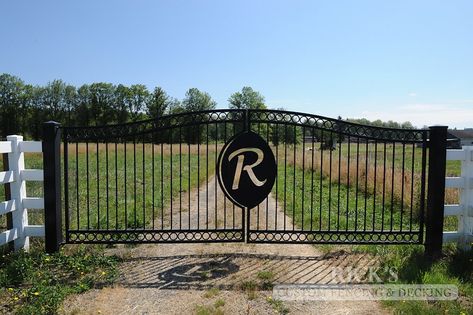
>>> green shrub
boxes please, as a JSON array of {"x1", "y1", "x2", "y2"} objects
[{"x1": 0, "y1": 245, "x2": 119, "y2": 314}]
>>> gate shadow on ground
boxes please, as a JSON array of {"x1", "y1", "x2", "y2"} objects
[{"x1": 117, "y1": 250, "x2": 376, "y2": 290}]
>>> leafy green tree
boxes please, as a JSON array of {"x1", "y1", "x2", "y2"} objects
[
  {"x1": 228, "y1": 87, "x2": 269, "y2": 137},
  {"x1": 158, "y1": 98, "x2": 183, "y2": 143},
  {"x1": 401, "y1": 121, "x2": 414, "y2": 129},
  {"x1": 26, "y1": 85, "x2": 47, "y2": 139},
  {"x1": 41, "y1": 80, "x2": 78, "y2": 125},
  {"x1": 386, "y1": 120, "x2": 401, "y2": 129},
  {"x1": 228, "y1": 86, "x2": 266, "y2": 110},
  {"x1": 113, "y1": 84, "x2": 131, "y2": 124},
  {"x1": 128, "y1": 84, "x2": 149, "y2": 121},
  {"x1": 18, "y1": 83, "x2": 36, "y2": 136},
  {"x1": 88, "y1": 83, "x2": 116, "y2": 126},
  {"x1": 76, "y1": 84, "x2": 92, "y2": 126},
  {"x1": 182, "y1": 88, "x2": 216, "y2": 112},
  {"x1": 147, "y1": 86, "x2": 171, "y2": 119},
  {"x1": 168, "y1": 98, "x2": 183, "y2": 114},
  {"x1": 372, "y1": 119, "x2": 384, "y2": 127},
  {"x1": 270, "y1": 107, "x2": 302, "y2": 145},
  {"x1": 64, "y1": 84, "x2": 77, "y2": 126},
  {"x1": 181, "y1": 88, "x2": 216, "y2": 143},
  {"x1": 0, "y1": 73, "x2": 27, "y2": 138}
]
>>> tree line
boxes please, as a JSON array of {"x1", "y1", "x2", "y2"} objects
[
  {"x1": 0, "y1": 74, "x2": 271, "y2": 139},
  {"x1": 346, "y1": 118, "x2": 414, "y2": 130},
  {"x1": 0, "y1": 73, "x2": 415, "y2": 142}
]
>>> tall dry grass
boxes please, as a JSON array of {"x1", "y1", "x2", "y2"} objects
[{"x1": 275, "y1": 143, "x2": 459, "y2": 213}]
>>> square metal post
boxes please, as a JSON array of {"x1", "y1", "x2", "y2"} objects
[
  {"x1": 43, "y1": 121, "x2": 62, "y2": 253},
  {"x1": 425, "y1": 126, "x2": 448, "y2": 258}
]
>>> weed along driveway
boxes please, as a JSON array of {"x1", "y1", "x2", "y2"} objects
[{"x1": 61, "y1": 177, "x2": 387, "y2": 315}]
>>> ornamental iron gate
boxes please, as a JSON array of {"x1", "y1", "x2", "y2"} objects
[{"x1": 42, "y1": 110, "x2": 448, "y2": 256}]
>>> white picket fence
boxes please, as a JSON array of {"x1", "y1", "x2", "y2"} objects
[
  {"x1": 0, "y1": 135, "x2": 44, "y2": 251},
  {"x1": 444, "y1": 146, "x2": 473, "y2": 249}
]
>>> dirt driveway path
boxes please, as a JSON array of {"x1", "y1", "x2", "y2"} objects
[{"x1": 62, "y1": 176, "x2": 388, "y2": 315}]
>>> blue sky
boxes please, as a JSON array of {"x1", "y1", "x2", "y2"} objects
[{"x1": 1, "y1": 1, "x2": 472, "y2": 128}]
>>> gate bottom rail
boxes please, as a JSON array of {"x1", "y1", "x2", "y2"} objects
[
  {"x1": 66, "y1": 229, "x2": 244, "y2": 244},
  {"x1": 247, "y1": 230, "x2": 421, "y2": 244}
]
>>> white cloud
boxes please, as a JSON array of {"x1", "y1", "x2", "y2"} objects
[
  {"x1": 408, "y1": 92, "x2": 417, "y2": 97},
  {"x1": 359, "y1": 103, "x2": 473, "y2": 128}
]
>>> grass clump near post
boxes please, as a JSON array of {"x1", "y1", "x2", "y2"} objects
[
  {"x1": 239, "y1": 271, "x2": 276, "y2": 300},
  {"x1": 353, "y1": 244, "x2": 473, "y2": 314},
  {"x1": 257, "y1": 270, "x2": 275, "y2": 290},
  {"x1": 240, "y1": 280, "x2": 258, "y2": 299},
  {"x1": 266, "y1": 296, "x2": 290, "y2": 315},
  {"x1": 0, "y1": 245, "x2": 120, "y2": 315},
  {"x1": 213, "y1": 298, "x2": 225, "y2": 308},
  {"x1": 195, "y1": 303, "x2": 225, "y2": 315},
  {"x1": 203, "y1": 287, "x2": 220, "y2": 298}
]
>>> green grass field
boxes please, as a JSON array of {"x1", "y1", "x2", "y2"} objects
[{"x1": 65, "y1": 143, "x2": 217, "y2": 230}]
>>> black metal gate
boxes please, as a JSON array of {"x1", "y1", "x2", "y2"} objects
[
  {"x1": 244, "y1": 110, "x2": 428, "y2": 244},
  {"x1": 42, "y1": 109, "x2": 448, "y2": 254},
  {"x1": 61, "y1": 110, "x2": 247, "y2": 243}
]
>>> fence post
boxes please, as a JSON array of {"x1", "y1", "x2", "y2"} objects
[
  {"x1": 43, "y1": 121, "x2": 62, "y2": 253},
  {"x1": 458, "y1": 146, "x2": 473, "y2": 250},
  {"x1": 7, "y1": 135, "x2": 29, "y2": 251},
  {"x1": 425, "y1": 126, "x2": 448, "y2": 258}
]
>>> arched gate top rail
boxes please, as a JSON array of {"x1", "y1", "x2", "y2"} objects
[{"x1": 62, "y1": 109, "x2": 428, "y2": 143}]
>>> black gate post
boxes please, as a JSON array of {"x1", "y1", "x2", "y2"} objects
[
  {"x1": 425, "y1": 125, "x2": 448, "y2": 258},
  {"x1": 43, "y1": 121, "x2": 62, "y2": 253}
]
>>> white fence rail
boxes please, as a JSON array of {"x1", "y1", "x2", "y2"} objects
[
  {"x1": 0, "y1": 135, "x2": 44, "y2": 251},
  {"x1": 444, "y1": 146, "x2": 473, "y2": 249}
]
